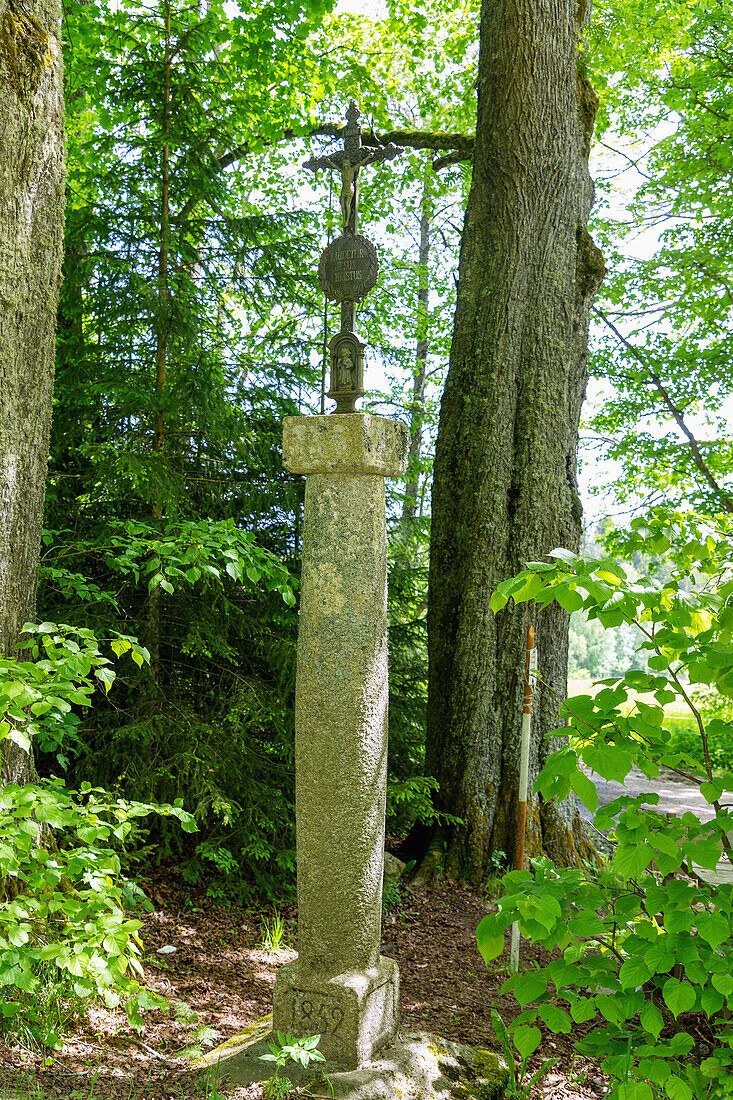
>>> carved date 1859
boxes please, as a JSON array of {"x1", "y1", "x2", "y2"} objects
[{"x1": 291, "y1": 990, "x2": 344, "y2": 1037}]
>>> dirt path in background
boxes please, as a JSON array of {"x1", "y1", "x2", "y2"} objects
[
  {"x1": 581, "y1": 764, "x2": 732, "y2": 822},
  {"x1": 581, "y1": 765, "x2": 733, "y2": 884}
]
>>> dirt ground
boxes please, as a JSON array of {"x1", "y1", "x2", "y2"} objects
[{"x1": 0, "y1": 869, "x2": 610, "y2": 1100}]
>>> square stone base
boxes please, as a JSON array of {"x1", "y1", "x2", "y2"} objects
[{"x1": 273, "y1": 956, "x2": 399, "y2": 1069}]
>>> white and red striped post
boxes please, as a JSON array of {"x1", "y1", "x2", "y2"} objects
[{"x1": 510, "y1": 625, "x2": 536, "y2": 973}]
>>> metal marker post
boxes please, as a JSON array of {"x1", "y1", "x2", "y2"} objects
[{"x1": 510, "y1": 625, "x2": 536, "y2": 973}]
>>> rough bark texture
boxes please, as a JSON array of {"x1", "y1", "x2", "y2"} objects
[
  {"x1": 426, "y1": 0, "x2": 605, "y2": 884},
  {"x1": 0, "y1": 0, "x2": 65, "y2": 784}
]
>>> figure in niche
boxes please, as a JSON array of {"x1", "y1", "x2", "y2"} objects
[
  {"x1": 327, "y1": 332, "x2": 364, "y2": 412},
  {"x1": 336, "y1": 344, "x2": 356, "y2": 390}
]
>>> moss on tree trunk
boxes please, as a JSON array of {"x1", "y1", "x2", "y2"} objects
[
  {"x1": 426, "y1": 0, "x2": 605, "y2": 885},
  {"x1": 0, "y1": 0, "x2": 65, "y2": 785}
]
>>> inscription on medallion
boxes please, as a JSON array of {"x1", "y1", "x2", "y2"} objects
[
  {"x1": 318, "y1": 234, "x2": 379, "y2": 303},
  {"x1": 291, "y1": 989, "x2": 345, "y2": 1037}
]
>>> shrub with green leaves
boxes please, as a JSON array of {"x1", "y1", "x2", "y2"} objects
[
  {"x1": 385, "y1": 774, "x2": 462, "y2": 833},
  {"x1": 0, "y1": 780, "x2": 195, "y2": 1049},
  {"x1": 0, "y1": 618, "x2": 198, "y2": 1047},
  {"x1": 0, "y1": 622, "x2": 149, "y2": 768},
  {"x1": 99, "y1": 518, "x2": 296, "y2": 606},
  {"x1": 478, "y1": 512, "x2": 733, "y2": 1098}
]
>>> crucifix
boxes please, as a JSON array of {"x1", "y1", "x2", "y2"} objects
[
  {"x1": 304, "y1": 102, "x2": 401, "y2": 236},
  {"x1": 304, "y1": 103, "x2": 403, "y2": 412}
]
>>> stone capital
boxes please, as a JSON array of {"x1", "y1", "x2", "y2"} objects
[{"x1": 282, "y1": 414, "x2": 408, "y2": 477}]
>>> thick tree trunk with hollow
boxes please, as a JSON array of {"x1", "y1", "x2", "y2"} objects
[
  {"x1": 426, "y1": 0, "x2": 605, "y2": 884},
  {"x1": 0, "y1": 0, "x2": 65, "y2": 785}
]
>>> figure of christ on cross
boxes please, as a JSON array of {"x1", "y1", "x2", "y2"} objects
[{"x1": 304, "y1": 102, "x2": 402, "y2": 235}]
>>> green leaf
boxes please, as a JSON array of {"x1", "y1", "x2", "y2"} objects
[
  {"x1": 537, "y1": 1003, "x2": 572, "y2": 1032},
  {"x1": 95, "y1": 667, "x2": 116, "y2": 695},
  {"x1": 510, "y1": 573, "x2": 543, "y2": 605},
  {"x1": 512, "y1": 1025, "x2": 541, "y2": 1058},
  {"x1": 640, "y1": 1001, "x2": 663, "y2": 1039},
  {"x1": 711, "y1": 972, "x2": 733, "y2": 996},
  {"x1": 613, "y1": 841, "x2": 653, "y2": 879},
  {"x1": 637, "y1": 1058, "x2": 670, "y2": 1085},
  {"x1": 700, "y1": 780, "x2": 723, "y2": 803},
  {"x1": 687, "y1": 836, "x2": 721, "y2": 870},
  {"x1": 40, "y1": 1026, "x2": 63, "y2": 1050},
  {"x1": 665, "y1": 1076, "x2": 693, "y2": 1100},
  {"x1": 490, "y1": 589, "x2": 508, "y2": 614},
  {"x1": 476, "y1": 916, "x2": 504, "y2": 963},
  {"x1": 583, "y1": 744, "x2": 634, "y2": 784},
  {"x1": 511, "y1": 970, "x2": 548, "y2": 1008},
  {"x1": 695, "y1": 912, "x2": 728, "y2": 948},
  {"x1": 662, "y1": 977, "x2": 696, "y2": 1018},
  {"x1": 619, "y1": 956, "x2": 653, "y2": 989},
  {"x1": 548, "y1": 548, "x2": 579, "y2": 566},
  {"x1": 617, "y1": 1081, "x2": 653, "y2": 1100},
  {"x1": 700, "y1": 986, "x2": 724, "y2": 1016},
  {"x1": 570, "y1": 997, "x2": 597, "y2": 1023},
  {"x1": 570, "y1": 768, "x2": 598, "y2": 811},
  {"x1": 554, "y1": 585, "x2": 585, "y2": 614}
]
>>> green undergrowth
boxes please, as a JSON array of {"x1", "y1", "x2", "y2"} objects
[
  {"x1": 480, "y1": 511, "x2": 733, "y2": 1098},
  {"x1": 30, "y1": 519, "x2": 438, "y2": 902},
  {"x1": 0, "y1": 780, "x2": 195, "y2": 1051},
  {"x1": 0, "y1": 1069, "x2": 232, "y2": 1099}
]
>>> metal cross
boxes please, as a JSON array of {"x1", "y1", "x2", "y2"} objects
[
  {"x1": 304, "y1": 102, "x2": 402, "y2": 236},
  {"x1": 305, "y1": 104, "x2": 402, "y2": 410},
  {"x1": 305, "y1": 103, "x2": 402, "y2": 337}
]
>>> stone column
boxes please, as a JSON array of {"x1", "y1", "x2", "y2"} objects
[{"x1": 273, "y1": 413, "x2": 407, "y2": 1070}]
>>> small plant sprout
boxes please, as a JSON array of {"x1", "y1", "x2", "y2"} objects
[
  {"x1": 490, "y1": 1009, "x2": 557, "y2": 1099},
  {"x1": 259, "y1": 908, "x2": 286, "y2": 952},
  {"x1": 260, "y1": 1032, "x2": 326, "y2": 1099},
  {"x1": 202, "y1": 1065, "x2": 227, "y2": 1100}
]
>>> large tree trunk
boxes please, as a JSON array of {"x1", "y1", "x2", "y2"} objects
[
  {"x1": 0, "y1": 0, "x2": 66, "y2": 785},
  {"x1": 426, "y1": 0, "x2": 605, "y2": 884}
]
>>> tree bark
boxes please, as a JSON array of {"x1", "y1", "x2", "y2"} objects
[
  {"x1": 0, "y1": 0, "x2": 66, "y2": 785},
  {"x1": 426, "y1": 0, "x2": 605, "y2": 884}
]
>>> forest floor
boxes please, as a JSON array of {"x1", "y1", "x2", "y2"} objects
[{"x1": 0, "y1": 867, "x2": 611, "y2": 1100}]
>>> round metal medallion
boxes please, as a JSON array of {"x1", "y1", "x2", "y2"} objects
[{"x1": 317, "y1": 233, "x2": 379, "y2": 303}]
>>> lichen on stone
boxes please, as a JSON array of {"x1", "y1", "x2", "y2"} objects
[
  {"x1": 437, "y1": 1058, "x2": 462, "y2": 1082},
  {"x1": 439, "y1": 1047, "x2": 509, "y2": 1100}
]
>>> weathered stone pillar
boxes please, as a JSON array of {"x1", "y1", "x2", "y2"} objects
[{"x1": 273, "y1": 412, "x2": 407, "y2": 1070}]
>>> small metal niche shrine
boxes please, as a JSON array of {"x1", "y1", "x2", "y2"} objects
[{"x1": 327, "y1": 330, "x2": 366, "y2": 414}]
